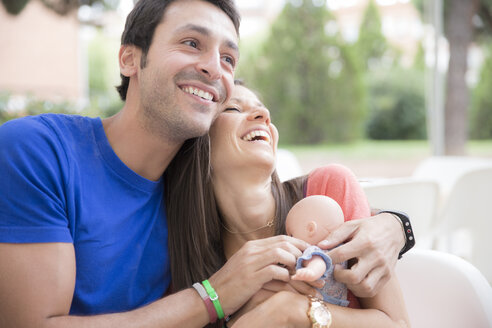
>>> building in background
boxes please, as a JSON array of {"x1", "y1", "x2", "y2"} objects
[{"x1": 0, "y1": 0, "x2": 83, "y2": 103}]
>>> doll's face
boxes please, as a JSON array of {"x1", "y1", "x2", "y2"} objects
[{"x1": 285, "y1": 195, "x2": 344, "y2": 245}]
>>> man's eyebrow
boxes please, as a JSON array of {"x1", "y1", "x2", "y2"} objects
[
  {"x1": 176, "y1": 23, "x2": 239, "y2": 53},
  {"x1": 176, "y1": 23, "x2": 210, "y2": 36}
]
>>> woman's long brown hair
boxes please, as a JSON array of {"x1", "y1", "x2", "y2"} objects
[{"x1": 164, "y1": 89, "x2": 307, "y2": 327}]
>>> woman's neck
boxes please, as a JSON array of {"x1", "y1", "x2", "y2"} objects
[{"x1": 213, "y1": 169, "x2": 276, "y2": 259}]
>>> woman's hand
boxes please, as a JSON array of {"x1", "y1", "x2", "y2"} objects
[
  {"x1": 262, "y1": 279, "x2": 324, "y2": 298},
  {"x1": 231, "y1": 291, "x2": 310, "y2": 328},
  {"x1": 317, "y1": 212, "x2": 404, "y2": 297},
  {"x1": 227, "y1": 278, "x2": 323, "y2": 325},
  {"x1": 208, "y1": 235, "x2": 309, "y2": 316}
]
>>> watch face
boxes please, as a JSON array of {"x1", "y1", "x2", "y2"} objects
[{"x1": 313, "y1": 302, "x2": 331, "y2": 325}]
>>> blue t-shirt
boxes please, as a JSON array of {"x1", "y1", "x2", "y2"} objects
[{"x1": 0, "y1": 114, "x2": 170, "y2": 314}]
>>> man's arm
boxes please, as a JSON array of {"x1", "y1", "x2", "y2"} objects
[
  {"x1": 0, "y1": 235, "x2": 309, "y2": 328},
  {"x1": 318, "y1": 212, "x2": 406, "y2": 297},
  {"x1": 0, "y1": 242, "x2": 211, "y2": 328}
]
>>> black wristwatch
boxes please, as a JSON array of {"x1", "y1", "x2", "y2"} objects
[{"x1": 377, "y1": 210, "x2": 415, "y2": 259}]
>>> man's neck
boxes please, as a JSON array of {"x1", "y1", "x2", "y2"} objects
[{"x1": 102, "y1": 108, "x2": 182, "y2": 182}]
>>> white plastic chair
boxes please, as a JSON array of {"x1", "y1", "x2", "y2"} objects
[
  {"x1": 395, "y1": 249, "x2": 492, "y2": 328},
  {"x1": 432, "y1": 167, "x2": 492, "y2": 284},
  {"x1": 275, "y1": 148, "x2": 303, "y2": 182},
  {"x1": 412, "y1": 156, "x2": 492, "y2": 199},
  {"x1": 362, "y1": 178, "x2": 440, "y2": 248}
]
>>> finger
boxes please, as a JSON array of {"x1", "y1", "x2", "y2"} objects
[
  {"x1": 360, "y1": 266, "x2": 391, "y2": 297},
  {"x1": 333, "y1": 263, "x2": 363, "y2": 286},
  {"x1": 252, "y1": 235, "x2": 309, "y2": 251},
  {"x1": 346, "y1": 265, "x2": 391, "y2": 298},
  {"x1": 262, "y1": 281, "x2": 298, "y2": 294},
  {"x1": 318, "y1": 220, "x2": 359, "y2": 249},
  {"x1": 237, "y1": 242, "x2": 299, "y2": 271},
  {"x1": 308, "y1": 279, "x2": 325, "y2": 289},
  {"x1": 325, "y1": 236, "x2": 366, "y2": 264},
  {"x1": 246, "y1": 238, "x2": 305, "y2": 260},
  {"x1": 256, "y1": 263, "x2": 292, "y2": 283}
]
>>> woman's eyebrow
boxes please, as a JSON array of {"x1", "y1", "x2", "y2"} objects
[{"x1": 229, "y1": 98, "x2": 265, "y2": 108}]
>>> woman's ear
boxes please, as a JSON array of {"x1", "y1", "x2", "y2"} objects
[
  {"x1": 119, "y1": 45, "x2": 139, "y2": 77},
  {"x1": 307, "y1": 221, "x2": 317, "y2": 237}
]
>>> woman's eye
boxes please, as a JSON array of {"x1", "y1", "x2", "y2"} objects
[
  {"x1": 184, "y1": 40, "x2": 198, "y2": 48},
  {"x1": 224, "y1": 107, "x2": 240, "y2": 112}
]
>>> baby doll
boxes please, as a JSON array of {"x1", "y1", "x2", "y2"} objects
[{"x1": 285, "y1": 195, "x2": 349, "y2": 306}]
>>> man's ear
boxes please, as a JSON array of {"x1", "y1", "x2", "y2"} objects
[
  {"x1": 307, "y1": 221, "x2": 317, "y2": 237},
  {"x1": 119, "y1": 45, "x2": 139, "y2": 77}
]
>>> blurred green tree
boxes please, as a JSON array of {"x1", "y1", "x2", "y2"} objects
[
  {"x1": 471, "y1": 42, "x2": 492, "y2": 139},
  {"x1": 366, "y1": 68, "x2": 426, "y2": 140},
  {"x1": 238, "y1": 0, "x2": 365, "y2": 144},
  {"x1": 356, "y1": 0, "x2": 389, "y2": 70},
  {"x1": 413, "y1": 0, "x2": 492, "y2": 154},
  {"x1": 1, "y1": 0, "x2": 119, "y2": 16}
]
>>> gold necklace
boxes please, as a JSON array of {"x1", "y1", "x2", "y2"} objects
[{"x1": 221, "y1": 218, "x2": 275, "y2": 234}]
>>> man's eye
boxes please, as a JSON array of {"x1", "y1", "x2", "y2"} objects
[
  {"x1": 184, "y1": 40, "x2": 198, "y2": 48},
  {"x1": 224, "y1": 107, "x2": 240, "y2": 112},
  {"x1": 223, "y1": 56, "x2": 236, "y2": 67}
]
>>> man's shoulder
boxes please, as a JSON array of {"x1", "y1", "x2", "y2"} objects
[
  {"x1": 1, "y1": 114, "x2": 99, "y2": 148},
  {"x1": 1, "y1": 113, "x2": 95, "y2": 138}
]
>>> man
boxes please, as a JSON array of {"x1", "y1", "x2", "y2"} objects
[{"x1": 0, "y1": 0, "x2": 412, "y2": 327}]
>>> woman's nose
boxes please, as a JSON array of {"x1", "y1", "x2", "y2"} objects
[{"x1": 249, "y1": 106, "x2": 271, "y2": 125}]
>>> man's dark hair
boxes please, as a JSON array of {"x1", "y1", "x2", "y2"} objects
[{"x1": 115, "y1": 0, "x2": 241, "y2": 101}]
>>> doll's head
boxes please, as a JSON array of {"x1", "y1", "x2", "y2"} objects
[{"x1": 285, "y1": 195, "x2": 344, "y2": 245}]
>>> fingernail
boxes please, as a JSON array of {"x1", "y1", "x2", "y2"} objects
[{"x1": 318, "y1": 240, "x2": 329, "y2": 247}]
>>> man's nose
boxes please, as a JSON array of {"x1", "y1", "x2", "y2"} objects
[{"x1": 197, "y1": 50, "x2": 222, "y2": 81}]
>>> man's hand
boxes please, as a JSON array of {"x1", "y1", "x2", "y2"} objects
[{"x1": 318, "y1": 212, "x2": 404, "y2": 297}]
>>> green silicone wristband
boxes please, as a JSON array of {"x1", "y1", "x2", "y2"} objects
[{"x1": 202, "y1": 279, "x2": 225, "y2": 320}]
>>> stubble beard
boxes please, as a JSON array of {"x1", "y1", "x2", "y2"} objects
[{"x1": 140, "y1": 71, "x2": 219, "y2": 144}]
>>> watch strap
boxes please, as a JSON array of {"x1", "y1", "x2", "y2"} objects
[{"x1": 378, "y1": 210, "x2": 415, "y2": 259}]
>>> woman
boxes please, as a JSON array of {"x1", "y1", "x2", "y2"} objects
[{"x1": 165, "y1": 82, "x2": 410, "y2": 327}]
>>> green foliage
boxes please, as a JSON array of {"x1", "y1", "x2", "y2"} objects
[
  {"x1": 88, "y1": 30, "x2": 120, "y2": 95},
  {"x1": 237, "y1": 0, "x2": 366, "y2": 144},
  {"x1": 0, "y1": 94, "x2": 78, "y2": 126},
  {"x1": 1, "y1": 0, "x2": 120, "y2": 16},
  {"x1": 365, "y1": 68, "x2": 427, "y2": 140},
  {"x1": 412, "y1": 41, "x2": 426, "y2": 70},
  {"x1": 1, "y1": 0, "x2": 29, "y2": 14},
  {"x1": 0, "y1": 93, "x2": 122, "y2": 126},
  {"x1": 356, "y1": 0, "x2": 388, "y2": 70},
  {"x1": 470, "y1": 42, "x2": 492, "y2": 139}
]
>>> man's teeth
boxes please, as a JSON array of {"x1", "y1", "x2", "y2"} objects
[
  {"x1": 182, "y1": 86, "x2": 213, "y2": 101},
  {"x1": 242, "y1": 130, "x2": 270, "y2": 143}
]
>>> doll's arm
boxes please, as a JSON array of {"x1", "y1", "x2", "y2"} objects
[{"x1": 292, "y1": 255, "x2": 326, "y2": 282}]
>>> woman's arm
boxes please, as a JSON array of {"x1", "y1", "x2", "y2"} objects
[{"x1": 232, "y1": 273, "x2": 410, "y2": 328}]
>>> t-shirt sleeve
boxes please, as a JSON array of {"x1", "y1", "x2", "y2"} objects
[
  {"x1": 0, "y1": 117, "x2": 72, "y2": 243},
  {"x1": 306, "y1": 164, "x2": 370, "y2": 221}
]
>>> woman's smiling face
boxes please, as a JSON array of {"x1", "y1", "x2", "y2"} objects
[{"x1": 209, "y1": 84, "x2": 279, "y2": 174}]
